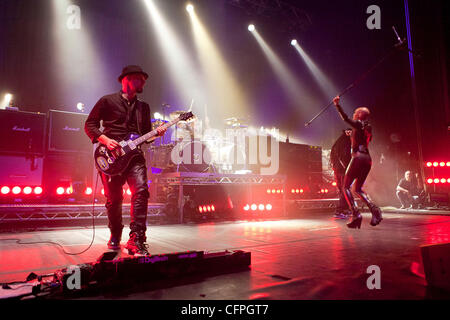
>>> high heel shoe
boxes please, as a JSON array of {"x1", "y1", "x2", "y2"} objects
[
  {"x1": 347, "y1": 214, "x2": 362, "y2": 229},
  {"x1": 369, "y1": 206, "x2": 383, "y2": 226}
]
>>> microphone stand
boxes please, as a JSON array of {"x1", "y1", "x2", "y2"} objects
[{"x1": 304, "y1": 27, "x2": 419, "y2": 127}]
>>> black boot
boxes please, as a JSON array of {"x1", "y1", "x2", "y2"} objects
[
  {"x1": 369, "y1": 205, "x2": 383, "y2": 226},
  {"x1": 347, "y1": 212, "x2": 362, "y2": 229},
  {"x1": 126, "y1": 231, "x2": 150, "y2": 256},
  {"x1": 107, "y1": 230, "x2": 122, "y2": 250}
]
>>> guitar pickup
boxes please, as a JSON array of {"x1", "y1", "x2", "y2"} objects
[{"x1": 128, "y1": 141, "x2": 137, "y2": 150}]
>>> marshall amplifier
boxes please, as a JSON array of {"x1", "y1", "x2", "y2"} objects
[
  {"x1": 0, "y1": 110, "x2": 46, "y2": 155},
  {"x1": 48, "y1": 110, "x2": 92, "y2": 153}
]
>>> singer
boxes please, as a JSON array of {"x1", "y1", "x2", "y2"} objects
[{"x1": 332, "y1": 96, "x2": 382, "y2": 229}]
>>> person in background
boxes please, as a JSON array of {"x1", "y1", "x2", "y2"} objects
[{"x1": 330, "y1": 129, "x2": 352, "y2": 219}]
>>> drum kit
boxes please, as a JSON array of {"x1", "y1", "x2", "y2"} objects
[{"x1": 147, "y1": 111, "x2": 251, "y2": 174}]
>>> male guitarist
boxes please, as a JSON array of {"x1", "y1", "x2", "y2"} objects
[{"x1": 85, "y1": 65, "x2": 166, "y2": 256}]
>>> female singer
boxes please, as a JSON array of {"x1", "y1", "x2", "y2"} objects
[{"x1": 332, "y1": 96, "x2": 382, "y2": 229}]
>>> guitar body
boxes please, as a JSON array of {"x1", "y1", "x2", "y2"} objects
[{"x1": 94, "y1": 133, "x2": 141, "y2": 176}]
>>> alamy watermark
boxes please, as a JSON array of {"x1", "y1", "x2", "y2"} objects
[{"x1": 169, "y1": 124, "x2": 280, "y2": 175}]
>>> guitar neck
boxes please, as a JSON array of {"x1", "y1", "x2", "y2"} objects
[{"x1": 132, "y1": 118, "x2": 180, "y2": 146}]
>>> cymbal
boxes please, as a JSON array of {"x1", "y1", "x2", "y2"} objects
[{"x1": 169, "y1": 110, "x2": 186, "y2": 122}]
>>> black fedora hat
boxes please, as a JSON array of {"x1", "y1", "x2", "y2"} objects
[{"x1": 118, "y1": 65, "x2": 149, "y2": 82}]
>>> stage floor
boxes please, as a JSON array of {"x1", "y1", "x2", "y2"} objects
[{"x1": 1, "y1": 209, "x2": 450, "y2": 299}]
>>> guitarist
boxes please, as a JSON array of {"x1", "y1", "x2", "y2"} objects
[{"x1": 85, "y1": 65, "x2": 166, "y2": 256}]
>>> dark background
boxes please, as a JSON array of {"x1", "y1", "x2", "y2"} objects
[{"x1": 0, "y1": 0, "x2": 448, "y2": 189}]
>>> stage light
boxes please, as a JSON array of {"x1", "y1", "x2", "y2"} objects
[
  {"x1": 243, "y1": 204, "x2": 250, "y2": 211},
  {"x1": 126, "y1": 188, "x2": 132, "y2": 196},
  {"x1": 440, "y1": 162, "x2": 445, "y2": 167},
  {"x1": 199, "y1": 206, "x2": 203, "y2": 213},
  {"x1": 447, "y1": 162, "x2": 450, "y2": 167},
  {"x1": 291, "y1": 189, "x2": 295, "y2": 194},
  {"x1": 426, "y1": 162, "x2": 432, "y2": 167},
  {"x1": 211, "y1": 205, "x2": 215, "y2": 212},
  {"x1": 66, "y1": 187, "x2": 73, "y2": 195},
  {"x1": 1, "y1": 93, "x2": 13, "y2": 109},
  {"x1": 441, "y1": 178, "x2": 446, "y2": 183},
  {"x1": 300, "y1": 189, "x2": 304, "y2": 193},
  {"x1": 23, "y1": 187, "x2": 32, "y2": 195},
  {"x1": 434, "y1": 178, "x2": 440, "y2": 184},
  {"x1": 448, "y1": 178, "x2": 450, "y2": 183},
  {"x1": 186, "y1": 4, "x2": 194, "y2": 13},
  {"x1": 1, "y1": 186, "x2": 10, "y2": 195},
  {"x1": 85, "y1": 187, "x2": 93, "y2": 195},
  {"x1": 34, "y1": 187, "x2": 43, "y2": 195},
  {"x1": 251, "y1": 204, "x2": 257, "y2": 211},
  {"x1": 258, "y1": 204, "x2": 265, "y2": 211},
  {"x1": 427, "y1": 178, "x2": 433, "y2": 184},
  {"x1": 76, "y1": 102, "x2": 85, "y2": 112},
  {"x1": 267, "y1": 189, "x2": 271, "y2": 194},
  {"x1": 154, "y1": 112, "x2": 163, "y2": 120},
  {"x1": 56, "y1": 187, "x2": 65, "y2": 195},
  {"x1": 12, "y1": 186, "x2": 21, "y2": 195},
  {"x1": 332, "y1": 182, "x2": 337, "y2": 187},
  {"x1": 248, "y1": 24, "x2": 255, "y2": 32},
  {"x1": 291, "y1": 39, "x2": 297, "y2": 46},
  {"x1": 101, "y1": 188, "x2": 105, "y2": 195},
  {"x1": 203, "y1": 206, "x2": 207, "y2": 212},
  {"x1": 266, "y1": 204, "x2": 272, "y2": 211},
  {"x1": 433, "y1": 162, "x2": 438, "y2": 167}
]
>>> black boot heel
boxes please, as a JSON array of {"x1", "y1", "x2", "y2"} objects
[
  {"x1": 370, "y1": 207, "x2": 383, "y2": 226},
  {"x1": 347, "y1": 215, "x2": 362, "y2": 229}
]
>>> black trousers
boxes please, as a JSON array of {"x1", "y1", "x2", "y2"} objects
[
  {"x1": 333, "y1": 168, "x2": 349, "y2": 212},
  {"x1": 343, "y1": 152, "x2": 377, "y2": 215},
  {"x1": 100, "y1": 154, "x2": 149, "y2": 236}
]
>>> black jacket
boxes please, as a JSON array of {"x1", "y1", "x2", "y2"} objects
[{"x1": 85, "y1": 92, "x2": 152, "y2": 144}]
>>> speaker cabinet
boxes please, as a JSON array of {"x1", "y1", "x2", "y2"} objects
[
  {"x1": 0, "y1": 110, "x2": 46, "y2": 155},
  {"x1": 0, "y1": 155, "x2": 43, "y2": 186},
  {"x1": 42, "y1": 152, "x2": 94, "y2": 197},
  {"x1": 48, "y1": 110, "x2": 91, "y2": 153},
  {"x1": 421, "y1": 242, "x2": 450, "y2": 292}
]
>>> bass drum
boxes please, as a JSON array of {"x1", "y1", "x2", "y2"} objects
[{"x1": 175, "y1": 140, "x2": 214, "y2": 173}]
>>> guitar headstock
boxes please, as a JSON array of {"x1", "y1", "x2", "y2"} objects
[{"x1": 179, "y1": 111, "x2": 195, "y2": 122}]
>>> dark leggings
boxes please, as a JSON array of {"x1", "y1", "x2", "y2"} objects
[{"x1": 342, "y1": 152, "x2": 376, "y2": 215}]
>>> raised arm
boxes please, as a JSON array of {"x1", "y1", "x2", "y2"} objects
[{"x1": 332, "y1": 96, "x2": 361, "y2": 129}]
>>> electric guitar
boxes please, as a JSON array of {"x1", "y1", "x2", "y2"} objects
[{"x1": 94, "y1": 111, "x2": 194, "y2": 176}]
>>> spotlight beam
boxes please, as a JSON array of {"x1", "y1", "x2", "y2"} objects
[{"x1": 250, "y1": 30, "x2": 319, "y2": 115}]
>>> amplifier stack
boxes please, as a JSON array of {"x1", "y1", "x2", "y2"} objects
[{"x1": 0, "y1": 109, "x2": 94, "y2": 203}]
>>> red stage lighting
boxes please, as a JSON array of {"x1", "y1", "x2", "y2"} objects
[
  {"x1": 126, "y1": 188, "x2": 132, "y2": 196},
  {"x1": 207, "y1": 205, "x2": 211, "y2": 212},
  {"x1": 267, "y1": 189, "x2": 271, "y2": 194},
  {"x1": 211, "y1": 205, "x2": 215, "y2": 212},
  {"x1": 300, "y1": 189, "x2": 304, "y2": 193},
  {"x1": 266, "y1": 204, "x2": 272, "y2": 211},
  {"x1": 291, "y1": 189, "x2": 295, "y2": 194},
  {"x1": 434, "y1": 178, "x2": 440, "y2": 184},
  {"x1": 1, "y1": 186, "x2": 10, "y2": 195},
  {"x1": 85, "y1": 187, "x2": 93, "y2": 195},
  {"x1": 447, "y1": 178, "x2": 450, "y2": 183},
  {"x1": 440, "y1": 162, "x2": 445, "y2": 167},
  {"x1": 427, "y1": 178, "x2": 433, "y2": 184},
  {"x1": 441, "y1": 178, "x2": 446, "y2": 183},
  {"x1": 258, "y1": 204, "x2": 265, "y2": 211},
  {"x1": 295, "y1": 189, "x2": 300, "y2": 194},
  {"x1": 23, "y1": 186, "x2": 32, "y2": 195},
  {"x1": 433, "y1": 162, "x2": 438, "y2": 167},
  {"x1": 426, "y1": 162, "x2": 432, "y2": 167},
  {"x1": 243, "y1": 204, "x2": 250, "y2": 211},
  {"x1": 447, "y1": 162, "x2": 450, "y2": 167},
  {"x1": 56, "y1": 187, "x2": 65, "y2": 195},
  {"x1": 101, "y1": 188, "x2": 105, "y2": 195},
  {"x1": 66, "y1": 187, "x2": 73, "y2": 195},
  {"x1": 332, "y1": 182, "x2": 337, "y2": 186},
  {"x1": 12, "y1": 186, "x2": 21, "y2": 195},
  {"x1": 199, "y1": 206, "x2": 203, "y2": 213},
  {"x1": 34, "y1": 186, "x2": 43, "y2": 195},
  {"x1": 251, "y1": 204, "x2": 257, "y2": 211}
]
